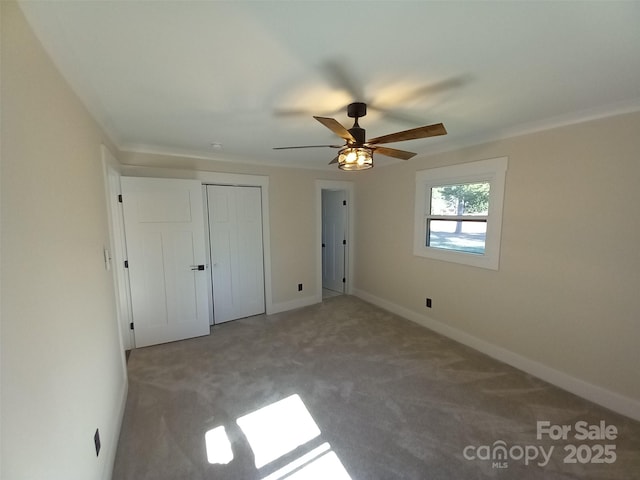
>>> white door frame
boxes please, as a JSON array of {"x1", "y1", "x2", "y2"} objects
[
  {"x1": 199, "y1": 172, "x2": 273, "y2": 316},
  {"x1": 316, "y1": 180, "x2": 355, "y2": 300},
  {"x1": 101, "y1": 145, "x2": 134, "y2": 351},
  {"x1": 321, "y1": 189, "x2": 347, "y2": 293},
  {"x1": 206, "y1": 185, "x2": 265, "y2": 324}
]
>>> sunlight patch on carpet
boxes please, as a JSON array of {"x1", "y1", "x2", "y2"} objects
[
  {"x1": 204, "y1": 426, "x2": 233, "y2": 465},
  {"x1": 204, "y1": 393, "x2": 352, "y2": 478},
  {"x1": 262, "y1": 442, "x2": 351, "y2": 480},
  {"x1": 236, "y1": 394, "x2": 321, "y2": 468}
]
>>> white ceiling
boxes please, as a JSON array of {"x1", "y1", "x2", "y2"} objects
[{"x1": 19, "y1": 1, "x2": 640, "y2": 170}]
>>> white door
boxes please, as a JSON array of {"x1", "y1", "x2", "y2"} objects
[
  {"x1": 207, "y1": 185, "x2": 265, "y2": 324},
  {"x1": 103, "y1": 156, "x2": 134, "y2": 350},
  {"x1": 322, "y1": 190, "x2": 346, "y2": 293},
  {"x1": 121, "y1": 177, "x2": 210, "y2": 348}
]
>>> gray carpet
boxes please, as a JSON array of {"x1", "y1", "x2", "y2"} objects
[{"x1": 112, "y1": 295, "x2": 640, "y2": 479}]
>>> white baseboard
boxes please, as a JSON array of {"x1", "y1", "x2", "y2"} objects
[
  {"x1": 269, "y1": 294, "x2": 321, "y2": 315},
  {"x1": 353, "y1": 289, "x2": 640, "y2": 422},
  {"x1": 102, "y1": 377, "x2": 129, "y2": 480}
]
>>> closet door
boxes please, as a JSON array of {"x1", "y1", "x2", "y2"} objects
[
  {"x1": 207, "y1": 185, "x2": 265, "y2": 323},
  {"x1": 121, "y1": 177, "x2": 210, "y2": 347}
]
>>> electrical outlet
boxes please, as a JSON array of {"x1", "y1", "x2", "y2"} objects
[
  {"x1": 298, "y1": 283, "x2": 303, "y2": 292},
  {"x1": 426, "y1": 298, "x2": 432, "y2": 308},
  {"x1": 94, "y1": 428, "x2": 101, "y2": 457}
]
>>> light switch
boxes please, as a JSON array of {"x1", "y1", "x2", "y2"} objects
[{"x1": 103, "y1": 247, "x2": 112, "y2": 271}]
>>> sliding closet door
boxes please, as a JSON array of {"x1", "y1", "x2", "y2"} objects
[{"x1": 207, "y1": 185, "x2": 265, "y2": 324}]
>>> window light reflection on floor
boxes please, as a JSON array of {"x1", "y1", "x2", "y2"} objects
[
  {"x1": 204, "y1": 425, "x2": 233, "y2": 465},
  {"x1": 204, "y1": 393, "x2": 352, "y2": 479},
  {"x1": 261, "y1": 442, "x2": 351, "y2": 480},
  {"x1": 236, "y1": 394, "x2": 321, "y2": 469}
]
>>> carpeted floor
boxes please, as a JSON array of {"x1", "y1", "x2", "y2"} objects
[{"x1": 112, "y1": 295, "x2": 640, "y2": 479}]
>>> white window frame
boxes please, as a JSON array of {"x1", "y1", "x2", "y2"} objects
[{"x1": 413, "y1": 157, "x2": 508, "y2": 270}]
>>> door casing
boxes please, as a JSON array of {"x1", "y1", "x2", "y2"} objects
[
  {"x1": 101, "y1": 145, "x2": 134, "y2": 352},
  {"x1": 206, "y1": 184, "x2": 265, "y2": 324},
  {"x1": 198, "y1": 172, "x2": 273, "y2": 316},
  {"x1": 322, "y1": 189, "x2": 347, "y2": 293},
  {"x1": 316, "y1": 180, "x2": 355, "y2": 300}
]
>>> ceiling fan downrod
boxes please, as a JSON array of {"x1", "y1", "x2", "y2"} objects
[{"x1": 347, "y1": 102, "x2": 367, "y2": 146}]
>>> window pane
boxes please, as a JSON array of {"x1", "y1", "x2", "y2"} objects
[
  {"x1": 430, "y1": 182, "x2": 490, "y2": 216},
  {"x1": 427, "y1": 220, "x2": 486, "y2": 254}
]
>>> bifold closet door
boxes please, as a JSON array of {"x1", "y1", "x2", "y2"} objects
[
  {"x1": 207, "y1": 185, "x2": 265, "y2": 324},
  {"x1": 121, "y1": 177, "x2": 210, "y2": 347}
]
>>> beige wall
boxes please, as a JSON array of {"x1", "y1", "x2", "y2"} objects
[
  {"x1": 1, "y1": 3, "x2": 127, "y2": 479},
  {"x1": 354, "y1": 111, "x2": 640, "y2": 410},
  {"x1": 119, "y1": 152, "x2": 349, "y2": 307}
]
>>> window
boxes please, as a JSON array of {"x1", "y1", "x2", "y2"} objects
[{"x1": 414, "y1": 157, "x2": 507, "y2": 270}]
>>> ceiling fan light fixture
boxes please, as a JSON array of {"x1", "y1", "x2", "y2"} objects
[{"x1": 338, "y1": 147, "x2": 373, "y2": 171}]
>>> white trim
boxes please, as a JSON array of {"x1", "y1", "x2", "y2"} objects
[
  {"x1": 353, "y1": 288, "x2": 640, "y2": 422},
  {"x1": 397, "y1": 98, "x2": 640, "y2": 160},
  {"x1": 201, "y1": 185, "x2": 215, "y2": 326},
  {"x1": 270, "y1": 295, "x2": 320, "y2": 315},
  {"x1": 414, "y1": 157, "x2": 507, "y2": 270},
  {"x1": 100, "y1": 380, "x2": 128, "y2": 480},
  {"x1": 101, "y1": 145, "x2": 134, "y2": 351},
  {"x1": 120, "y1": 145, "x2": 336, "y2": 171},
  {"x1": 315, "y1": 180, "x2": 356, "y2": 300},
  {"x1": 197, "y1": 172, "x2": 274, "y2": 317},
  {"x1": 489, "y1": 98, "x2": 640, "y2": 144}
]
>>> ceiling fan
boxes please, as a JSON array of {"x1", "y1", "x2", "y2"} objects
[{"x1": 273, "y1": 102, "x2": 447, "y2": 170}]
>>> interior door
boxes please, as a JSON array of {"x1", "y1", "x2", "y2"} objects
[
  {"x1": 322, "y1": 189, "x2": 346, "y2": 293},
  {"x1": 207, "y1": 185, "x2": 265, "y2": 324},
  {"x1": 121, "y1": 177, "x2": 210, "y2": 348},
  {"x1": 103, "y1": 157, "x2": 134, "y2": 351}
]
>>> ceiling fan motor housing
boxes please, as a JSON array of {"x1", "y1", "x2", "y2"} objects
[{"x1": 347, "y1": 102, "x2": 367, "y2": 119}]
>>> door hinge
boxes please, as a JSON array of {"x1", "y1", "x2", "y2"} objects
[
  {"x1": 322, "y1": 243, "x2": 326, "y2": 248},
  {"x1": 124, "y1": 260, "x2": 129, "y2": 268},
  {"x1": 118, "y1": 194, "x2": 123, "y2": 203},
  {"x1": 343, "y1": 200, "x2": 347, "y2": 206},
  {"x1": 342, "y1": 239, "x2": 347, "y2": 245},
  {"x1": 342, "y1": 277, "x2": 346, "y2": 283},
  {"x1": 129, "y1": 322, "x2": 134, "y2": 330}
]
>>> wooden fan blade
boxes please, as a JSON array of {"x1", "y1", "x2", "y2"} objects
[
  {"x1": 314, "y1": 116, "x2": 356, "y2": 142},
  {"x1": 373, "y1": 146, "x2": 416, "y2": 160},
  {"x1": 273, "y1": 145, "x2": 342, "y2": 150},
  {"x1": 367, "y1": 123, "x2": 447, "y2": 145},
  {"x1": 329, "y1": 156, "x2": 339, "y2": 165},
  {"x1": 321, "y1": 59, "x2": 365, "y2": 101}
]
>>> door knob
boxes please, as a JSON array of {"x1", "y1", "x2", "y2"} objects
[{"x1": 191, "y1": 264, "x2": 206, "y2": 271}]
